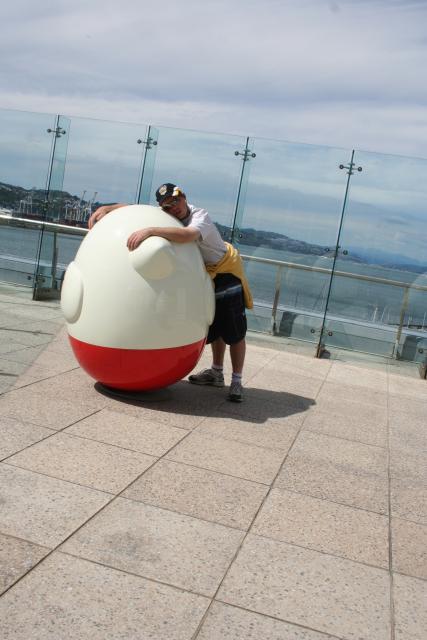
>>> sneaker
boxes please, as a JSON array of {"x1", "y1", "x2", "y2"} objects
[
  {"x1": 228, "y1": 380, "x2": 243, "y2": 402},
  {"x1": 188, "y1": 368, "x2": 225, "y2": 387}
]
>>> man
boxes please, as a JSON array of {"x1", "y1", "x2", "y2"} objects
[{"x1": 88, "y1": 183, "x2": 253, "y2": 402}]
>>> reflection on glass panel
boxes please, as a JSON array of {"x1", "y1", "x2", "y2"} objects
[
  {"x1": 45, "y1": 115, "x2": 71, "y2": 221},
  {"x1": 57, "y1": 115, "x2": 147, "y2": 225},
  {"x1": 137, "y1": 126, "x2": 159, "y2": 204},
  {"x1": 148, "y1": 126, "x2": 246, "y2": 233},
  {"x1": 33, "y1": 229, "x2": 85, "y2": 300},
  {"x1": 244, "y1": 259, "x2": 326, "y2": 342},
  {"x1": 236, "y1": 138, "x2": 351, "y2": 342},
  {"x1": 0, "y1": 109, "x2": 56, "y2": 285},
  {"x1": 0, "y1": 226, "x2": 40, "y2": 286},
  {"x1": 0, "y1": 108, "x2": 55, "y2": 219},
  {"x1": 323, "y1": 151, "x2": 427, "y2": 361}
]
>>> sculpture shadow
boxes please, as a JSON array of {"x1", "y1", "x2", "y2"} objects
[{"x1": 95, "y1": 380, "x2": 316, "y2": 424}]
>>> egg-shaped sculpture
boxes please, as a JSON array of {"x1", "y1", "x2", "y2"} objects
[{"x1": 61, "y1": 204, "x2": 215, "y2": 390}]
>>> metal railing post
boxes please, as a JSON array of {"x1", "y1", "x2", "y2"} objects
[
  {"x1": 271, "y1": 265, "x2": 284, "y2": 334},
  {"x1": 392, "y1": 287, "x2": 410, "y2": 359}
]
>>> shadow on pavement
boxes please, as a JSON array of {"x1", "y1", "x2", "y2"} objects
[{"x1": 95, "y1": 380, "x2": 316, "y2": 424}]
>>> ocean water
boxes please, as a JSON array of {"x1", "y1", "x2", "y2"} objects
[{"x1": 1, "y1": 227, "x2": 426, "y2": 331}]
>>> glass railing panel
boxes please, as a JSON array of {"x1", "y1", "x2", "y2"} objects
[
  {"x1": 43, "y1": 115, "x2": 71, "y2": 221},
  {"x1": 33, "y1": 228, "x2": 85, "y2": 299},
  {"x1": 235, "y1": 138, "x2": 352, "y2": 343},
  {"x1": 146, "y1": 126, "x2": 247, "y2": 237},
  {"x1": 322, "y1": 150, "x2": 427, "y2": 361},
  {"x1": 137, "y1": 125, "x2": 159, "y2": 204},
  {"x1": 0, "y1": 217, "x2": 86, "y2": 292},
  {"x1": 57, "y1": 115, "x2": 148, "y2": 225},
  {"x1": 0, "y1": 221, "x2": 40, "y2": 287},
  {"x1": 0, "y1": 108, "x2": 57, "y2": 285}
]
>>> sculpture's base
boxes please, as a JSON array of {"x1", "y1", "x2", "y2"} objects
[{"x1": 68, "y1": 335, "x2": 206, "y2": 390}]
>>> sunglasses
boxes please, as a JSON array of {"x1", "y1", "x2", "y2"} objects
[{"x1": 161, "y1": 197, "x2": 181, "y2": 209}]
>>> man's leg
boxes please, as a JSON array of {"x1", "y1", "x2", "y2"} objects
[
  {"x1": 211, "y1": 337, "x2": 226, "y2": 368},
  {"x1": 188, "y1": 337, "x2": 226, "y2": 387},
  {"x1": 229, "y1": 338, "x2": 245, "y2": 374},
  {"x1": 228, "y1": 338, "x2": 245, "y2": 402}
]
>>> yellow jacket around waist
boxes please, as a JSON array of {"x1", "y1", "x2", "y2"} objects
[{"x1": 205, "y1": 242, "x2": 253, "y2": 310}]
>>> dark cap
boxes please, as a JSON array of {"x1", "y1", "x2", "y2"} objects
[{"x1": 155, "y1": 183, "x2": 184, "y2": 204}]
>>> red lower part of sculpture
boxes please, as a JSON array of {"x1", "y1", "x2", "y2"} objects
[{"x1": 69, "y1": 335, "x2": 206, "y2": 390}]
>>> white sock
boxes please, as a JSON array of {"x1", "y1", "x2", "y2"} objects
[
  {"x1": 231, "y1": 373, "x2": 242, "y2": 383},
  {"x1": 212, "y1": 364, "x2": 223, "y2": 374}
]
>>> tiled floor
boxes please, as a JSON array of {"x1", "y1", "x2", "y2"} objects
[{"x1": 0, "y1": 284, "x2": 426, "y2": 639}]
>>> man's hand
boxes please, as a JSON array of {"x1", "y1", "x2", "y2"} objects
[
  {"x1": 88, "y1": 204, "x2": 126, "y2": 229},
  {"x1": 127, "y1": 228, "x2": 153, "y2": 251}
]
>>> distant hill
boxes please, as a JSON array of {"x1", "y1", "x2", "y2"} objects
[
  {"x1": 214, "y1": 222, "x2": 367, "y2": 263},
  {"x1": 0, "y1": 181, "x2": 84, "y2": 217}
]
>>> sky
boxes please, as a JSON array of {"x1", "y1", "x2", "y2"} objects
[{"x1": 1, "y1": 0, "x2": 427, "y2": 159}]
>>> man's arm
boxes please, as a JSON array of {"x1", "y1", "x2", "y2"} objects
[
  {"x1": 127, "y1": 226, "x2": 200, "y2": 251},
  {"x1": 88, "y1": 203, "x2": 127, "y2": 229}
]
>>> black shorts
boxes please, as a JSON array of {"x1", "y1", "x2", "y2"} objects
[{"x1": 207, "y1": 273, "x2": 247, "y2": 345}]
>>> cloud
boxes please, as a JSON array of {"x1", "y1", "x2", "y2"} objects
[{"x1": 1, "y1": 0, "x2": 427, "y2": 159}]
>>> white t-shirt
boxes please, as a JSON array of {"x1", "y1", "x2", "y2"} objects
[{"x1": 182, "y1": 204, "x2": 227, "y2": 265}]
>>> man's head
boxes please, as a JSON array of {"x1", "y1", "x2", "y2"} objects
[{"x1": 155, "y1": 183, "x2": 188, "y2": 220}]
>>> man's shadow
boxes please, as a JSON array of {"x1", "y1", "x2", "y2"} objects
[{"x1": 95, "y1": 380, "x2": 315, "y2": 424}]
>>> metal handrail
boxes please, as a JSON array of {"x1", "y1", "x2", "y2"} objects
[
  {"x1": 0, "y1": 214, "x2": 88, "y2": 236},
  {"x1": 2, "y1": 214, "x2": 426, "y2": 291},
  {"x1": 240, "y1": 252, "x2": 427, "y2": 292},
  {"x1": 2, "y1": 214, "x2": 426, "y2": 355}
]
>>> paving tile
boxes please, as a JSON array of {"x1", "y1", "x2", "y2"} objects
[
  {"x1": 240, "y1": 343, "x2": 277, "y2": 369},
  {"x1": 195, "y1": 413, "x2": 302, "y2": 450},
  {"x1": 393, "y1": 573, "x2": 427, "y2": 640},
  {"x1": 1, "y1": 304, "x2": 63, "y2": 322},
  {"x1": 102, "y1": 381, "x2": 223, "y2": 430},
  {"x1": 388, "y1": 395, "x2": 427, "y2": 421},
  {"x1": 0, "y1": 327, "x2": 53, "y2": 348},
  {"x1": 0, "y1": 344, "x2": 46, "y2": 365},
  {"x1": 252, "y1": 488, "x2": 389, "y2": 568},
  {"x1": 0, "y1": 532, "x2": 48, "y2": 595},
  {"x1": 0, "y1": 416, "x2": 53, "y2": 460},
  {"x1": 267, "y1": 351, "x2": 332, "y2": 379},
  {"x1": 249, "y1": 370, "x2": 323, "y2": 397},
  {"x1": 197, "y1": 601, "x2": 337, "y2": 639},
  {"x1": 316, "y1": 380, "x2": 388, "y2": 408},
  {"x1": 166, "y1": 431, "x2": 285, "y2": 484},
  {"x1": 0, "y1": 552, "x2": 209, "y2": 640},
  {"x1": 11, "y1": 372, "x2": 47, "y2": 390},
  {"x1": 0, "y1": 340, "x2": 32, "y2": 356},
  {"x1": 389, "y1": 420, "x2": 427, "y2": 453},
  {"x1": 326, "y1": 362, "x2": 388, "y2": 391},
  {"x1": 123, "y1": 459, "x2": 268, "y2": 529},
  {"x1": 314, "y1": 394, "x2": 388, "y2": 423},
  {"x1": 0, "y1": 386, "x2": 106, "y2": 429},
  {"x1": 27, "y1": 367, "x2": 110, "y2": 406},
  {"x1": 391, "y1": 477, "x2": 427, "y2": 524},
  {"x1": 0, "y1": 357, "x2": 29, "y2": 377},
  {"x1": 275, "y1": 431, "x2": 389, "y2": 514},
  {"x1": 11, "y1": 318, "x2": 65, "y2": 335},
  {"x1": 61, "y1": 497, "x2": 244, "y2": 596},
  {"x1": 0, "y1": 464, "x2": 111, "y2": 546},
  {"x1": 388, "y1": 374, "x2": 427, "y2": 400},
  {"x1": 390, "y1": 448, "x2": 427, "y2": 483},
  {"x1": 302, "y1": 408, "x2": 387, "y2": 447},
  {"x1": 65, "y1": 408, "x2": 187, "y2": 456},
  {"x1": 218, "y1": 534, "x2": 391, "y2": 640},
  {"x1": 392, "y1": 518, "x2": 427, "y2": 580},
  {"x1": 0, "y1": 379, "x2": 12, "y2": 394},
  {"x1": 7, "y1": 432, "x2": 156, "y2": 493}
]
